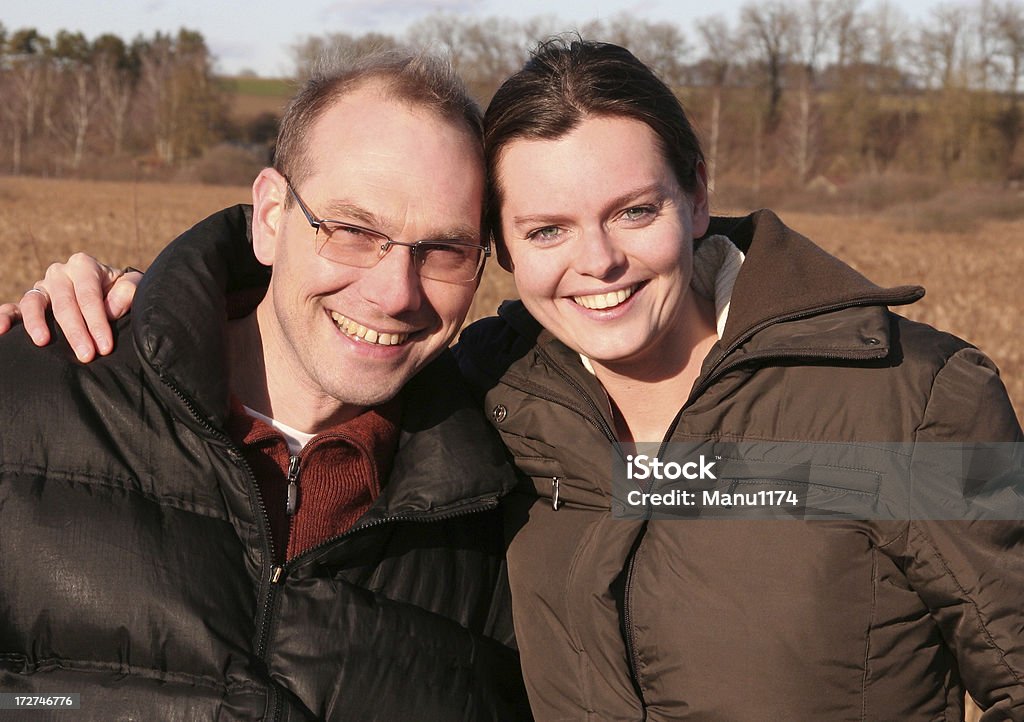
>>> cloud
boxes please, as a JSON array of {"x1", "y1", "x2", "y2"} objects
[{"x1": 320, "y1": 0, "x2": 485, "y2": 30}]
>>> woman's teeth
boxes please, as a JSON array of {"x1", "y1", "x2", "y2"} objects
[
  {"x1": 330, "y1": 312, "x2": 409, "y2": 346},
  {"x1": 573, "y1": 285, "x2": 637, "y2": 310}
]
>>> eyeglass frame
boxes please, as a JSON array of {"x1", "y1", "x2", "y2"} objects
[{"x1": 284, "y1": 178, "x2": 490, "y2": 284}]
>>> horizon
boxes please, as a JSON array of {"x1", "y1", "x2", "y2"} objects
[{"x1": 7, "y1": 0, "x2": 957, "y2": 78}]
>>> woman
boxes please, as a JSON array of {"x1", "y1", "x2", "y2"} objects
[{"x1": 6, "y1": 39, "x2": 1023, "y2": 720}]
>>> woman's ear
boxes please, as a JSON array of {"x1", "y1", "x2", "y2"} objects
[
  {"x1": 251, "y1": 168, "x2": 287, "y2": 266},
  {"x1": 495, "y1": 235, "x2": 515, "y2": 272},
  {"x1": 691, "y1": 160, "x2": 710, "y2": 239}
]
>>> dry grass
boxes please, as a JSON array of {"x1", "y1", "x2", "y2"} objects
[
  {"x1": 0, "y1": 176, "x2": 1019, "y2": 424},
  {"x1": 0, "y1": 176, "x2": 252, "y2": 289}
]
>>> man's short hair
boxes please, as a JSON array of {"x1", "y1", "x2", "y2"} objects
[{"x1": 274, "y1": 47, "x2": 484, "y2": 192}]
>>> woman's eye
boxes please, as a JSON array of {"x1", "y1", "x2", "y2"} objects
[
  {"x1": 621, "y1": 205, "x2": 656, "y2": 222},
  {"x1": 526, "y1": 226, "x2": 563, "y2": 243}
]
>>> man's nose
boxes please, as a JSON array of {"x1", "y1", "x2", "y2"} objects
[{"x1": 358, "y1": 244, "x2": 424, "y2": 316}]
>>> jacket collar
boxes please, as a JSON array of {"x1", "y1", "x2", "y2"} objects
[
  {"x1": 132, "y1": 204, "x2": 266, "y2": 431},
  {"x1": 706, "y1": 209, "x2": 923, "y2": 350},
  {"x1": 132, "y1": 205, "x2": 518, "y2": 515},
  {"x1": 360, "y1": 349, "x2": 520, "y2": 521}
]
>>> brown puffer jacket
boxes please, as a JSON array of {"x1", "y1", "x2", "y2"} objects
[{"x1": 456, "y1": 210, "x2": 1024, "y2": 721}]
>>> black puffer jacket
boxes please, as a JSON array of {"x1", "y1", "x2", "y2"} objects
[
  {"x1": 0, "y1": 206, "x2": 531, "y2": 720},
  {"x1": 456, "y1": 210, "x2": 1024, "y2": 721}
]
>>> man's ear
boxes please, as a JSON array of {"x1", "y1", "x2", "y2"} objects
[{"x1": 251, "y1": 167, "x2": 287, "y2": 266}]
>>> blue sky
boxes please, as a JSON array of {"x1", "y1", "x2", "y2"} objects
[{"x1": 6, "y1": 0, "x2": 956, "y2": 77}]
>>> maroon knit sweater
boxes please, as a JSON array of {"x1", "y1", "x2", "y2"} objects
[{"x1": 224, "y1": 396, "x2": 401, "y2": 564}]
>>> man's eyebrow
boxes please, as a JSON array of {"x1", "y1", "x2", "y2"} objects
[
  {"x1": 423, "y1": 225, "x2": 482, "y2": 245},
  {"x1": 321, "y1": 201, "x2": 481, "y2": 245},
  {"x1": 320, "y1": 201, "x2": 386, "y2": 229}
]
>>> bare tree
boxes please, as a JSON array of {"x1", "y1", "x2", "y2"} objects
[
  {"x1": 46, "y1": 62, "x2": 98, "y2": 170},
  {"x1": 407, "y1": 14, "x2": 528, "y2": 103},
  {"x1": 994, "y1": 0, "x2": 1024, "y2": 99},
  {"x1": 862, "y1": 0, "x2": 909, "y2": 92},
  {"x1": 406, "y1": 13, "x2": 463, "y2": 62},
  {"x1": 137, "y1": 30, "x2": 225, "y2": 165},
  {"x1": 695, "y1": 15, "x2": 736, "y2": 192},
  {"x1": 3, "y1": 28, "x2": 53, "y2": 173},
  {"x1": 785, "y1": 0, "x2": 860, "y2": 185},
  {"x1": 5, "y1": 28, "x2": 52, "y2": 142},
  {"x1": 912, "y1": 4, "x2": 971, "y2": 171},
  {"x1": 913, "y1": 4, "x2": 967, "y2": 90},
  {"x1": 93, "y1": 34, "x2": 136, "y2": 156},
  {"x1": 741, "y1": 1, "x2": 799, "y2": 133},
  {"x1": 582, "y1": 15, "x2": 691, "y2": 89},
  {"x1": 989, "y1": 0, "x2": 1024, "y2": 172},
  {"x1": 290, "y1": 32, "x2": 401, "y2": 82},
  {"x1": 46, "y1": 30, "x2": 99, "y2": 170}
]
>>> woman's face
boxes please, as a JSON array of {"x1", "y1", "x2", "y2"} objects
[{"x1": 496, "y1": 114, "x2": 709, "y2": 378}]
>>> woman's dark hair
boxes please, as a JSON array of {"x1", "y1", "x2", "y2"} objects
[{"x1": 484, "y1": 37, "x2": 704, "y2": 245}]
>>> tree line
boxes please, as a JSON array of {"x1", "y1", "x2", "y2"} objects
[
  {"x1": 3, "y1": 0, "x2": 1024, "y2": 193},
  {"x1": 0, "y1": 26, "x2": 231, "y2": 176}
]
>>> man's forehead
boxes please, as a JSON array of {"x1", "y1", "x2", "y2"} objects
[
  {"x1": 314, "y1": 80, "x2": 481, "y2": 150},
  {"x1": 297, "y1": 84, "x2": 484, "y2": 240}
]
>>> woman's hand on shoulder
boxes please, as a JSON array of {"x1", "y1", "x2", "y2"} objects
[{"x1": 0, "y1": 253, "x2": 142, "y2": 362}]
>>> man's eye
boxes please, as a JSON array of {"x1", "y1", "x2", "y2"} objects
[
  {"x1": 324, "y1": 223, "x2": 382, "y2": 245},
  {"x1": 419, "y1": 243, "x2": 473, "y2": 266}
]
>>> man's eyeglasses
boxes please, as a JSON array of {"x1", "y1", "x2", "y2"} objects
[{"x1": 286, "y1": 182, "x2": 489, "y2": 284}]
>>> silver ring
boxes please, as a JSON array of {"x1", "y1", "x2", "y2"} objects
[{"x1": 25, "y1": 288, "x2": 48, "y2": 299}]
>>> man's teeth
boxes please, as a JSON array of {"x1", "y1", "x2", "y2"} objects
[
  {"x1": 330, "y1": 312, "x2": 409, "y2": 346},
  {"x1": 573, "y1": 285, "x2": 637, "y2": 310}
]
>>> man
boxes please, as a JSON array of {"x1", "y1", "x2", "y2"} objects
[{"x1": 0, "y1": 50, "x2": 530, "y2": 720}]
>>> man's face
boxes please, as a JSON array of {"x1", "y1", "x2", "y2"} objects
[{"x1": 252, "y1": 83, "x2": 484, "y2": 420}]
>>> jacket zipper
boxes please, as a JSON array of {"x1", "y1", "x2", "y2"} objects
[
  {"x1": 286, "y1": 455, "x2": 300, "y2": 516},
  {"x1": 511, "y1": 296, "x2": 899, "y2": 715},
  {"x1": 621, "y1": 522, "x2": 649, "y2": 719},
  {"x1": 266, "y1": 497, "x2": 501, "y2": 583},
  {"x1": 158, "y1": 378, "x2": 284, "y2": 721}
]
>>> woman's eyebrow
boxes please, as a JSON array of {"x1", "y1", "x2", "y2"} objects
[
  {"x1": 602, "y1": 183, "x2": 668, "y2": 212},
  {"x1": 510, "y1": 212, "x2": 573, "y2": 230}
]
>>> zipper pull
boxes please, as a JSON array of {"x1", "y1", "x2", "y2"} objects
[
  {"x1": 286, "y1": 455, "x2": 300, "y2": 516},
  {"x1": 551, "y1": 476, "x2": 561, "y2": 511},
  {"x1": 271, "y1": 565, "x2": 285, "y2": 584}
]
